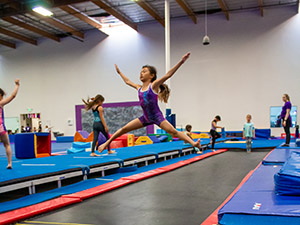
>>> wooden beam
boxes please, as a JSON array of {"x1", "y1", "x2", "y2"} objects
[
  {"x1": 0, "y1": 26, "x2": 37, "y2": 45},
  {"x1": 136, "y1": 0, "x2": 164, "y2": 27},
  {"x1": 0, "y1": 0, "x2": 89, "y2": 18},
  {"x1": 258, "y1": 0, "x2": 264, "y2": 17},
  {"x1": 217, "y1": 0, "x2": 229, "y2": 20},
  {"x1": 2, "y1": 17, "x2": 60, "y2": 42},
  {"x1": 30, "y1": 11, "x2": 84, "y2": 39},
  {"x1": 91, "y1": 0, "x2": 137, "y2": 31},
  {"x1": 59, "y1": 5, "x2": 102, "y2": 29},
  {"x1": 0, "y1": 38, "x2": 16, "y2": 48},
  {"x1": 175, "y1": 0, "x2": 197, "y2": 24},
  {"x1": 0, "y1": 0, "x2": 20, "y2": 10}
]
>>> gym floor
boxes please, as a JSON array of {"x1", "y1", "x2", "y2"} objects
[{"x1": 18, "y1": 149, "x2": 270, "y2": 225}]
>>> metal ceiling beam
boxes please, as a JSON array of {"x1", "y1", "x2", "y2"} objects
[
  {"x1": 175, "y1": 0, "x2": 197, "y2": 24},
  {"x1": 30, "y1": 11, "x2": 84, "y2": 39},
  {"x1": 136, "y1": 0, "x2": 164, "y2": 27},
  {"x1": 59, "y1": 5, "x2": 102, "y2": 30},
  {"x1": 217, "y1": 0, "x2": 229, "y2": 20},
  {"x1": 0, "y1": 26, "x2": 37, "y2": 45},
  {"x1": 0, "y1": 38, "x2": 16, "y2": 48},
  {"x1": 2, "y1": 17, "x2": 60, "y2": 42},
  {"x1": 91, "y1": 0, "x2": 138, "y2": 31},
  {"x1": 258, "y1": 0, "x2": 264, "y2": 16}
]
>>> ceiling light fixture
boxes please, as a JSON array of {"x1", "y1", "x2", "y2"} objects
[
  {"x1": 32, "y1": 6, "x2": 53, "y2": 17},
  {"x1": 202, "y1": 0, "x2": 210, "y2": 45}
]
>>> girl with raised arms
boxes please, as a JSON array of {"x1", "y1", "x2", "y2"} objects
[{"x1": 98, "y1": 52, "x2": 201, "y2": 153}]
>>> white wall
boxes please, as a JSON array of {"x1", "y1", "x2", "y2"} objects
[{"x1": 0, "y1": 6, "x2": 299, "y2": 136}]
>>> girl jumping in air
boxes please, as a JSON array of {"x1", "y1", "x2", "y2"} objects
[
  {"x1": 98, "y1": 52, "x2": 201, "y2": 153},
  {"x1": 82, "y1": 95, "x2": 114, "y2": 156},
  {"x1": 0, "y1": 79, "x2": 20, "y2": 169}
]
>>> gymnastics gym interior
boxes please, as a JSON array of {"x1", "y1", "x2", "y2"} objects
[{"x1": 1, "y1": 0, "x2": 300, "y2": 225}]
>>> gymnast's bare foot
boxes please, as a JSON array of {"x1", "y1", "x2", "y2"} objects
[
  {"x1": 193, "y1": 139, "x2": 201, "y2": 149},
  {"x1": 90, "y1": 153, "x2": 100, "y2": 157},
  {"x1": 97, "y1": 144, "x2": 106, "y2": 154},
  {"x1": 108, "y1": 150, "x2": 116, "y2": 154},
  {"x1": 7, "y1": 164, "x2": 12, "y2": 169}
]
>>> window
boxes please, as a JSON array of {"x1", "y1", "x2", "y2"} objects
[{"x1": 270, "y1": 106, "x2": 297, "y2": 128}]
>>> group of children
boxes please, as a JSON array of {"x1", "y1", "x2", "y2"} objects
[
  {"x1": 0, "y1": 52, "x2": 284, "y2": 169},
  {"x1": 185, "y1": 114, "x2": 255, "y2": 154}
]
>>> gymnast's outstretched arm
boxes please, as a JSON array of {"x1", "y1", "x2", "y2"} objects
[
  {"x1": 0, "y1": 79, "x2": 20, "y2": 107},
  {"x1": 114, "y1": 64, "x2": 141, "y2": 90},
  {"x1": 152, "y1": 52, "x2": 190, "y2": 90}
]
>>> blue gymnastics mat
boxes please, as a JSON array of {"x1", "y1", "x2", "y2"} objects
[
  {"x1": 263, "y1": 148, "x2": 300, "y2": 165},
  {"x1": 274, "y1": 151, "x2": 300, "y2": 195},
  {"x1": 276, "y1": 142, "x2": 300, "y2": 149},
  {"x1": 218, "y1": 164, "x2": 300, "y2": 225},
  {"x1": 214, "y1": 139, "x2": 284, "y2": 150},
  {"x1": 0, "y1": 139, "x2": 217, "y2": 185}
]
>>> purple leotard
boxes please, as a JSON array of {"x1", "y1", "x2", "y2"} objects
[
  {"x1": 0, "y1": 106, "x2": 7, "y2": 135},
  {"x1": 138, "y1": 84, "x2": 166, "y2": 126}
]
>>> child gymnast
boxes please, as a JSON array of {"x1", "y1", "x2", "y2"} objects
[
  {"x1": 98, "y1": 52, "x2": 201, "y2": 154},
  {"x1": 0, "y1": 79, "x2": 20, "y2": 169},
  {"x1": 82, "y1": 95, "x2": 114, "y2": 156}
]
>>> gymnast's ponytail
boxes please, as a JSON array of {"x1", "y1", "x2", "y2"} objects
[
  {"x1": 0, "y1": 88, "x2": 5, "y2": 97},
  {"x1": 82, "y1": 94, "x2": 104, "y2": 111},
  {"x1": 143, "y1": 65, "x2": 170, "y2": 103}
]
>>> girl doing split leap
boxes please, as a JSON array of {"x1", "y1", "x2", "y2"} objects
[{"x1": 98, "y1": 53, "x2": 201, "y2": 153}]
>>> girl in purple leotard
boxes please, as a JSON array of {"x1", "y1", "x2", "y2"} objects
[
  {"x1": 0, "y1": 79, "x2": 20, "y2": 169},
  {"x1": 98, "y1": 52, "x2": 201, "y2": 153}
]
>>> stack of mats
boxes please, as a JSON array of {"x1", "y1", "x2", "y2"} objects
[
  {"x1": 218, "y1": 164, "x2": 300, "y2": 225},
  {"x1": 274, "y1": 151, "x2": 300, "y2": 195}
]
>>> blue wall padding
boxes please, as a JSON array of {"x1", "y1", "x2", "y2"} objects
[
  {"x1": 149, "y1": 135, "x2": 160, "y2": 143},
  {"x1": 263, "y1": 148, "x2": 300, "y2": 165},
  {"x1": 219, "y1": 164, "x2": 300, "y2": 224},
  {"x1": 275, "y1": 152, "x2": 300, "y2": 195},
  {"x1": 72, "y1": 142, "x2": 91, "y2": 149},
  {"x1": 255, "y1": 129, "x2": 271, "y2": 139},
  {"x1": 296, "y1": 139, "x2": 300, "y2": 147},
  {"x1": 56, "y1": 136, "x2": 74, "y2": 143},
  {"x1": 8, "y1": 135, "x2": 15, "y2": 143},
  {"x1": 15, "y1": 133, "x2": 35, "y2": 159},
  {"x1": 67, "y1": 148, "x2": 85, "y2": 154}
]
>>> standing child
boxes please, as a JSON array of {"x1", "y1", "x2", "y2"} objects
[
  {"x1": 82, "y1": 95, "x2": 114, "y2": 156},
  {"x1": 184, "y1": 124, "x2": 202, "y2": 154},
  {"x1": 243, "y1": 114, "x2": 255, "y2": 153},
  {"x1": 210, "y1": 115, "x2": 223, "y2": 151},
  {"x1": 98, "y1": 52, "x2": 201, "y2": 153},
  {"x1": 0, "y1": 79, "x2": 20, "y2": 169}
]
